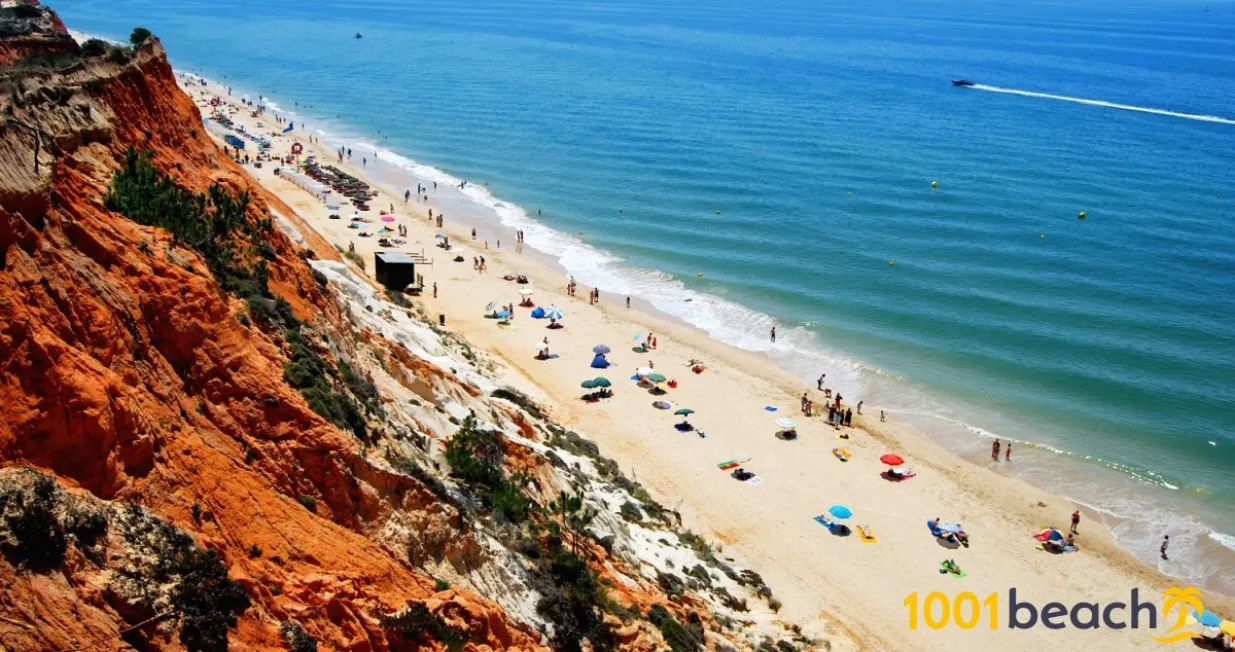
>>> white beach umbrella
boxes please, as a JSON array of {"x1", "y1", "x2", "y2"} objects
[{"x1": 636, "y1": 366, "x2": 655, "y2": 377}]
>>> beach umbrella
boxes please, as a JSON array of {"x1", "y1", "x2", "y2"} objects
[
  {"x1": 485, "y1": 301, "x2": 498, "y2": 311},
  {"x1": 775, "y1": 418, "x2": 797, "y2": 429},
  {"x1": 653, "y1": 401, "x2": 673, "y2": 410},
  {"x1": 674, "y1": 408, "x2": 695, "y2": 416},
  {"x1": 633, "y1": 333, "x2": 646, "y2": 342},
  {"x1": 1198, "y1": 611, "x2": 1222, "y2": 628},
  {"x1": 381, "y1": 215, "x2": 395, "y2": 222},
  {"x1": 519, "y1": 288, "x2": 534, "y2": 296},
  {"x1": 635, "y1": 366, "x2": 655, "y2": 377},
  {"x1": 1035, "y1": 528, "x2": 1065, "y2": 542},
  {"x1": 880, "y1": 454, "x2": 905, "y2": 466},
  {"x1": 581, "y1": 379, "x2": 597, "y2": 389},
  {"x1": 435, "y1": 233, "x2": 447, "y2": 240},
  {"x1": 1220, "y1": 621, "x2": 1235, "y2": 637},
  {"x1": 536, "y1": 342, "x2": 549, "y2": 351},
  {"x1": 647, "y1": 373, "x2": 667, "y2": 383},
  {"x1": 592, "y1": 377, "x2": 612, "y2": 388},
  {"x1": 592, "y1": 344, "x2": 611, "y2": 355},
  {"x1": 938, "y1": 521, "x2": 965, "y2": 534},
  {"x1": 546, "y1": 306, "x2": 564, "y2": 321},
  {"x1": 828, "y1": 505, "x2": 852, "y2": 520}
]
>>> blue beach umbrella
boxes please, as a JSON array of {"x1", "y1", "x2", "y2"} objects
[
  {"x1": 546, "y1": 306, "x2": 564, "y2": 320},
  {"x1": 593, "y1": 344, "x2": 611, "y2": 355},
  {"x1": 1197, "y1": 611, "x2": 1222, "y2": 628},
  {"x1": 828, "y1": 505, "x2": 853, "y2": 520},
  {"x1": 496, "y1": 309, "x2": 511, "y2": 319},
  {"x1": 435, "y1": 233, "x2": 447, "y2": 240}
]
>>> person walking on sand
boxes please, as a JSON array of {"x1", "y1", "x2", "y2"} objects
[
  {"x1": 880, "y1": 410, "x2": 885, "y2": 422},
  {"x1": 992, "y1": 439, "x2": 1001, "y2": 462},
  {"x1": 857, "y1": 400, "x2": 863, "y2": 415},
  {"x1": 432, "y1": 282, "x2": 437, "y2": 298},
  {"x1": 1160, "y1": 535, "x2": 1170, "y2": 560},
  {"x1": 817, "y1": 373, "x2": 825, "y2": 390},
  {"x1": 1005, "y1": 443, "x2": 1012, "y2": 462},
  {"x1": 472, "y1": 228, "x2": 476, "y2": 239},
  {"x1": 844, "y1": 408, "x2": 853, "y2": 427},
  {"x1": 1070, "y1": 510, "x2": 1080, "y2": 535},
  {"x1": 770, "y1": 326, "x2": 777, "y2": 343},
  {"x1": 626, "y1": 296, "x2": 631, "y2": 309}
]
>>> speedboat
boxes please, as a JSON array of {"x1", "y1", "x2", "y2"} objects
[{"x1": 952, "y1": 79, "x2": 975, "y2": 87}]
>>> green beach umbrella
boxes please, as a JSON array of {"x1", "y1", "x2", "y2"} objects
[
  {"x1": 674, "y1": 408, "x2": 695, "y2": 416},
  {"x1": 647, "y1": 372, "x2": 667, "y2": 383},
  {"x1": 581, "y1": 379, "x2": 597, "y2": 389},
  {"x1": 592, "y1": 377, "x2": 612, "y2": 388}
]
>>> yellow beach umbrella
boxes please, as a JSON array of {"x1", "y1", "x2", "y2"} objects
[{"x1": 1220, "y1": 620, "x2": 1235, "y2": 637}]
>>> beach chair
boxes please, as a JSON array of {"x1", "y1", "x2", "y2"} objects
[{"x1": 857, "y1": 525, "x2": 877, "y2": 543}]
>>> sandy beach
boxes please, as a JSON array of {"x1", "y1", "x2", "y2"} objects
[{"x1": 186, "y1": 79, "x2": 1234, "y2": 650}]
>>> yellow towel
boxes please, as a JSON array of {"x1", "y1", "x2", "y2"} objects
[{"x1": 857, "y1": 525, "x2": 877, "y2": 543}]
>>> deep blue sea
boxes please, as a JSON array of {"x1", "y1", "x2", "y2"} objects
[{"x1": 54, "y1": 0, "x2": 1235, "y2": 590}]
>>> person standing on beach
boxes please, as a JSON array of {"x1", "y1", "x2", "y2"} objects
[
  {"x1": 992, "y1": 439, "x2": 1001, "y2": 462},
  {"x1": 1070, "y1": 510, "x2": 1080, "y2": 534},
  {"x1": 432, "y1": 282, "x2": 437, "y2": 298},
  {"x1": 880, "y1": 410, "x2": 885, "y2": 422},
  {"x1": 817, "y1": 373, "x2": 825, "y2": 390},
  {"x1": 626, "y1": 297, "x2": 631, "y2": 309},
  {"x1": 471, "y1": 228, "x2": 477, "y2": 240},
  {"x1": 844, "y1": 408, "x2": 853, "y2": 427},
  {"x1": 1005, "y1": 443, "x2": 1012, "y2": 461},
  {"x1": 1160, "y1": 535, "x2": 1170, "y2": 560},
  {"x1": 770, "y1": 326, "x2": 777, "y2": 343},
  {"x1": 856, "y1": 400, "x2": 863, "y2": 415},
  {"x1": 404, "y1": 190, "x2": 410, "y2": 202}
]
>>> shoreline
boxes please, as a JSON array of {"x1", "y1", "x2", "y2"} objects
[{"x1": 182, "y1": 76, "x2": 1234, "y2": 648}]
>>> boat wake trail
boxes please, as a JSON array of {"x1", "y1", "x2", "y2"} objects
[{"x1": 971, "y1": 84, "x2": 1235, "y2": 126}]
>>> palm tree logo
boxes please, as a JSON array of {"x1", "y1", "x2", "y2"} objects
[{"x1": 1153, "y1": 587, "x2": 1204, "y2": 644}]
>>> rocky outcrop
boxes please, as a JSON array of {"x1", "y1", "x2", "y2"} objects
[{"x1": 0, "y1": 5, "x2": 821, "y2": 651}]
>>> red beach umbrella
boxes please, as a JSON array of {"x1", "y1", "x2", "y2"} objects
[{"x1": 879, "y1": 454, "x2": 904, "y2": 466}]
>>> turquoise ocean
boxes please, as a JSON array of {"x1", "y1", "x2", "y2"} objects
[{"x1": 54, "y1": 0, "x2": 1235, "y2": 591}]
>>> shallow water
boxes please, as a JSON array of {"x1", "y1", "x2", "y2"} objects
[{"x1": 56, "y1": 0, "x2": 1235, "y2": 591}]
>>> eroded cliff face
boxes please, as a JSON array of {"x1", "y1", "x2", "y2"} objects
[{"x1": 0, "y1": 7, "x2": 820, "y2": 652}]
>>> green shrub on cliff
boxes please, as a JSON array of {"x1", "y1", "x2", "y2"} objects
[
  {"x1": 130, "y1": 27, "x2": 152, "y2": 46},
  {"x1": 381, "y1": 602, "x2": 466, "y2": 651},
  {"x1": 81, "y1": 39, "x2": 110, "y2": 57}
]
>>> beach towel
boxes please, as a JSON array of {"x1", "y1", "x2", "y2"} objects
[
  {"x1": 832, "y1": 448, "x2": 850, "y2": 462},
  {"x1": 813, "y1": 515, "x2": 831, "y2": 528},
  {"x1": 940, "y1": 562, "x2": 967, "y2": 578},
  {"x1": 718, "y1": 462, "x2": 741, "y2": 471},
  {"x1": 857, "y1": 526, "x2": 877, "y2": 543},
  {"x1": 764, "y1": 406, "x2": 778, "y2": 412},
  {"x1": 747, "y1": 476, "x2": 764, "y2": 486}
]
